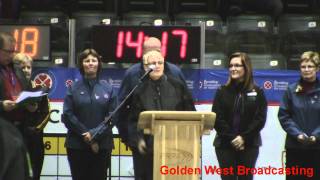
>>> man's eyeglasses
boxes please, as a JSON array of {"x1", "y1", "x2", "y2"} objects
[
  {"x1": 148, "y1": 61, "x2": 164, "y2": 66},
  {"x1": 300, "y1": 65, "x2": 316, "y2": 69},
  {"x1": 0, "y1": 48, "x2": 16, "y2": 54},
  {"x1": 229, "y1": 64, "x2": 244, "y2": 68}
]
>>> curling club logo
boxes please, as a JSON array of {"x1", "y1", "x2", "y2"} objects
[
  {"x1": 65, "y1": 79, "x2": 73, "y2": 87},
  {"x1": 263, "y1": 81, "x2": 273, "y2": 90},
  {"x1": 33, "y1": 73, "x2": 53, "y2": 88}
]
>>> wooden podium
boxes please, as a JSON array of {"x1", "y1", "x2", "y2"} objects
[{"x1": 138, "y1": 111, "x2": 216, "y2": 180}]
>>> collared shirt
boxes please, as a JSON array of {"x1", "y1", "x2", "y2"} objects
[{"x1": 0, "y1": 65, "x2": 24, "y2": 122}]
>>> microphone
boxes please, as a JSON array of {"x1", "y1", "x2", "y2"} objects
[{"x1": 139, "y1": 64, "x2": 156, "y2": 81}]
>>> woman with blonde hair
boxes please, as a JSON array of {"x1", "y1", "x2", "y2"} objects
[
  {"x1": 13, "y1": 53, "x2": 50, "y2": 180},
  {"x1": 13, "y1": 53, "x2": 33, "y2": 81},
  {"x1": 278, "y1": 51, "x2": 320, "y2": 180}
]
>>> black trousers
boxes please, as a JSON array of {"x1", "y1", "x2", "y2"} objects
[
  {"x1": 67, "y1": 148, "x2": 111, "y2": 180},
  {"x1": 215, "y1": 147, "x2": 259, "y2": 180},
  {"x1": 24, "y1": 129, "x2": 44, "y2": 180},
  {"x1": 131, "y1": 147, "x2": 153, "y2": 180},
  {"x1": 286, "y1": 148, "x2": 320, "y2": 180}
]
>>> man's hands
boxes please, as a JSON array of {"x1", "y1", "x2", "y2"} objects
[
  {"x1": 3, "y1": 100, "x2": 38, "y2": 112},
  {"x1": 138, "y1": 138, "x2": 147, "y2": 154},
  {"x1": 3, "y1": 100, "x2": 16, "y2": 111},
  {"x1": 231, "y1": 135, "x2": 245, "y2": 151}
]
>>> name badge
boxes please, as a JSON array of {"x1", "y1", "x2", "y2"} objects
[{"x1": 247, "y1": 92, "x2": 257, "y2": 96}]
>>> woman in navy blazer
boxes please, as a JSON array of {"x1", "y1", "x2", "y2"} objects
[
  {"x1": 62, "y1": 49, "x2": 117, "y2": 180},
  {"x1": 278, "y1": 51, "x2": 320, "y2": 180}
]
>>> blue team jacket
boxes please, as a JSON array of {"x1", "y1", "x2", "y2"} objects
[
  {"x1": 62, "y1": 78, "x2": 117, "y2": 150},
  {"x1": 278, "y1": 79, "x2": 320, "y2": 149}
]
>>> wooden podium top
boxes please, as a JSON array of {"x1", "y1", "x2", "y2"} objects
[{"x1": 138, "y1": 111, "x2": 216, "y2": 135}]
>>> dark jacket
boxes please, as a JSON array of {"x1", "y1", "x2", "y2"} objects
[
  {"x1": 0, "y1": 63, "x2": 31, "y2": 117},
  {"x1": 117, "y1": 62, "x2": 186, "y2": 143},
  {"x1": 212, "y1": 83, "x2": 267, "y2": 148},
  {"x1": 0, "y1": 117, "x2": 31, "y2": 180},
  {"x1": 278, "y1": 79, "x2": 320, "y2": 149},
  {"x1": 26, "y1": 84, "x2": 50, "y2": 131},
  {"x1": 127, "y1": 75, "x2": 195, "y2": 148},
  {"x1": 62, "y1": 78, "x2": 117, "y2": 150}
]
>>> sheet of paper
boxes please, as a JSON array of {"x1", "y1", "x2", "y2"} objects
[{"x1": 15, "y1": 91, "x2": 47, "y2": 103}]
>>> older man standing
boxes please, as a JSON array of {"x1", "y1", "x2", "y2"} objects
[
  {"x1": 116, "y1": 37, "x2": 186, "y2": 145},
  {"x1": 116, "y1": 37, "x2": 189, "y2": 179},
  {"x1": 0, "y1": 32, "x2": 37, "y2": 129}
]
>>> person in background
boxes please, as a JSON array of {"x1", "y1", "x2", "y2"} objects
[
  {"x1": 212, "y1": 52, "x2": 267, "y2": 180},
  {"x1": 116, "y1": 36, "x2": 186, "y2": 145},
  {"x1": 278, "y1": 51, "x2": 320, "y2": 180},
  {"x1": 13, "y1": 53, "x2": 50, "y2": 180},
  {"x1": 127, "y1": 50, "x2": 195, "y2": 180},
  {"x1": 62, "y1": 49, "x2": 117, "y2": 180}
]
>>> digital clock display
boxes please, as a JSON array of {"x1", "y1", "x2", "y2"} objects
[
  {"x1": 0, "y1": 25, "x2": 50, "y2": 60},
  {"x1": 92, "y1": 25, "x2": 201, "y2": 64}
]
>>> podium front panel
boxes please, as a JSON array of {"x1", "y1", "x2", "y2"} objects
[{"x1": 154, "y1": 120, "x2": 201, "y2": 180}]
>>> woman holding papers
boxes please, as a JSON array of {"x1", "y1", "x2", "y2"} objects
[
  {"x1": 14, "y1": 53, "x2": 50, "y2": 180},
  {"x1": 62, "y1": 49, "x2": 117, "y2": 180},
  {"x1": 278, "y1": 51, "x2": 320, "y2": 180},
  {"x1": 211, "y1": 52, "x2": 267, "y2": 180}
]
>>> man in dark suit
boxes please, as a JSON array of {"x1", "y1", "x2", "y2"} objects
[
  {"x1": 0, "y1": 32, "x2": 33, "y2": 179},
  {"x1": 116, "y1": 37, "x2": 186, "y2": 145}
]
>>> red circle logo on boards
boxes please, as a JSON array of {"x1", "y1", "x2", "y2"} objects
[
  {"x1": 33, "y1": 73, "x2": 53, "y2": 88},
  {"x1": 65, "y1": 79, "x2": 74, "y2": 87},
  {"x1": 263, "y1": 81, "x2": 273, "y2": 90}
]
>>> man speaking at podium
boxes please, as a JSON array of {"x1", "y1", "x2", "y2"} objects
[
  {"x1": 125, "y1": 49, "x2": 195, "y2": 180},
  {"x1": 117, "y1": 37, "x2": 187, "y2": 145}
]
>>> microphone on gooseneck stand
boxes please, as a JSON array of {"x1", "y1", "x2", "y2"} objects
[
  {"x1": 91, "y1": 64, "x2": 156, "y2": 140},
  {"x1": 139, "y1": 64, "x2": 156, "y2": 81}
]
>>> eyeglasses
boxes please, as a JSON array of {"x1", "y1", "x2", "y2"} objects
[
  {"x1": 300, "y1": 65, "x2": 316, "y2": 69},
  {"x1": 229, "y1": 64, "x2": 244, "y2": 68},
  {"x1": 148, "y1": 61, "x2": 164, "y2": 66},
  {"x1": 0, "y1": 48, "x2": 16, "y2": 54}
]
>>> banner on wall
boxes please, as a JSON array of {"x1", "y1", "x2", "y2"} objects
[{"x1": 33, "y1": 67, "x2": 300, "y2": 103}]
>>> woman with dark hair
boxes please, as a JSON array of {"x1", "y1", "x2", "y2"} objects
[
  {"x1": 212, "y1": 52, "x2": 267, "y2": 180},
  {"x1": 62, "y1": 49, "x2": 117, "y2": 180},
  {"x1": 278, "y1": 51, "x2": 320, "y2": 180}
]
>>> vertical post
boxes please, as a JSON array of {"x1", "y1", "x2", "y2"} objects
[
  {"x1": 199, "y1": 21, "x2": 206, "y2": 69},
  {"x1": 68, "y1": 19, "x2": 76, "y2": 68}
]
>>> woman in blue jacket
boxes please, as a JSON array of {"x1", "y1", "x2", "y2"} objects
[
  {"x1": 278, "y1": 51, "x2": 320, "y2": 180},
  {"x1": 62, "y1": 49, "x2": 117, "y2": 180}
]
